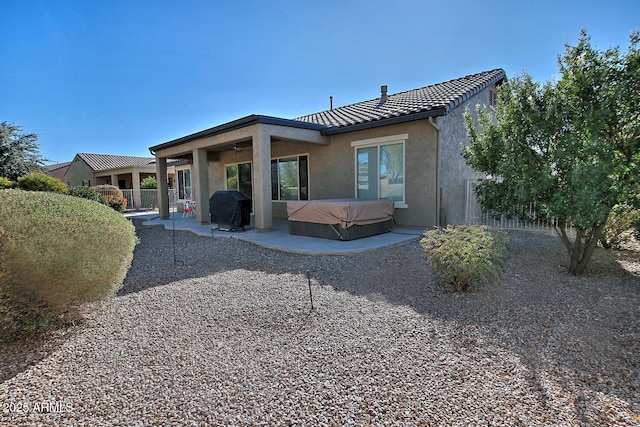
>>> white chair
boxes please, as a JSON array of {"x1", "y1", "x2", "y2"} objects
[{"x1": 183, "y1": 199, "x2": 196, "y2": 218}]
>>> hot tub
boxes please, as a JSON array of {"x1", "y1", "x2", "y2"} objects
[{"x1": 286, "y1": 199, "x2": 394, "y2": 240}]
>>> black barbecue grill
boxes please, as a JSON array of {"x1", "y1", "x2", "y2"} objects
[{"x1": 209, "y1": 190, "x2": 252, "y2": 231}]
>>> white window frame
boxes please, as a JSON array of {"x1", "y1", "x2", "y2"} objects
[
  {"x1": 176, "y1": 166, "x2": 192, "y2": 202},
  {"x1": 351, "y1": 133, "x2": 408, "y2": 208}
]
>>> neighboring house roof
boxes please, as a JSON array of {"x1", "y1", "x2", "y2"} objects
[
  {"x1": 46, "y1": 161, "x2": 72, "y2": 180},
  {"x1": 76, "y1": 153, "x2": 156, "y2": 171},
  {"x1": 46, "y1": 162, "x2": 72, "y2": 173},
  {"x1": 296, "y1": 69, "x2": 506, "y2": 134},
  {"x1": 150, "y1": 68, "x2": 506, "y2": 152}
]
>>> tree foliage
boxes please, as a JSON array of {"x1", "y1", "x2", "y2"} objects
[
  {"x1": 463, "y1": 30, "x2": 640, "y2": 275},
  {"x1": 140, "y1": 176, "x2": 157, "y2": 189},
  {"x1": 0, "y1": 122, "x2": 47, "y2": 181}
]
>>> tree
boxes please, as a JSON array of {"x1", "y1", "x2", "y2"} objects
[
  {"x1": 0, "y1": 121, "x2": 47, "y2": 181},
  {"x1": 140, "y1": 176, "x2": 157, "y2": 189},
  {"x1": 463, "y1": 30, "x2": 640, "y2": 275}
]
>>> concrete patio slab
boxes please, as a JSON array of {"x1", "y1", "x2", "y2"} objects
[{"x1": 127, "y1": 212, "x2": 425, "y2": 255}]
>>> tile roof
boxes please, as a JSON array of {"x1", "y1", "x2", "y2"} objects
[
  {"x1": 295, "y1": 69, "x2": 506, "y2": 130},
  {"x1": 46, "y1": 162, "x2": 72, "y2": 172},
  {"x1": 150, "y1": 69, "x2": 506, "y2": 152},
  {"x1": 77, "y1": 153, "x2": 156, "y2": 171}
]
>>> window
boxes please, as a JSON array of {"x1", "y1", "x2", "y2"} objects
[
  {"x1": 352, "y1": 134, "x2": 406, "y2": 206},
  {"x1": 271, "y1": 155, "x2": 309, "y2": 201},
  {"x1": 177, "y1": 168, "x2": 191, "y2": 200},
  {"x1": 225, "y1": 162, "x2": 252, "y2": 198}
]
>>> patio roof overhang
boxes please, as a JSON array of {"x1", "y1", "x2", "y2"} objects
[{"x1": 149, "y1": 114, "x2": 328, "y2": 156}]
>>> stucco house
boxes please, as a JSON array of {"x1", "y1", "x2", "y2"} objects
[
  {"x1": 46, "y1": 161, "x2": 72, "y2": 182},
  {"x1": 62, "y1": 153, "x2": 176, "y2": 209},
  {"x1": 149, "y1": 69, "x2": 506, "y2": 230}
]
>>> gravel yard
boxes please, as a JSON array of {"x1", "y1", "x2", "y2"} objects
[{"x1": 1, "y1": 220, "x2": 639, "y2": 426}]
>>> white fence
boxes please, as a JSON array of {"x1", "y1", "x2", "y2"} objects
[
  {"x1": 124, "y1": 189, "x2": 160, "y2": 211},
  {"x1": 464, "y1": 179, "x2": 573, "y2": 234},
  {"x1": 96, "y1": 189, "x2": 160, "y2": 211}
]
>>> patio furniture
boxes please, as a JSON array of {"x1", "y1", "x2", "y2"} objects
[
  {"x1": 286, "y1": 199, "x2": 394, "y2": 240},
  {"x1": 183, "y1": 199, "x2": 196, "y2": 218}
]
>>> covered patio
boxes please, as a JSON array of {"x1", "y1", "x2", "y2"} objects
[
  {"x1": 131, "y1": 212, "x2": 424, "y2": 255},
  {"x1": 150, "y1": 115, "x2": 328, "y2": 232}
]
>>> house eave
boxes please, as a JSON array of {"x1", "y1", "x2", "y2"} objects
[
  {"x1": 319, "y1": 108, "x2": 447, "y2": 135},
  {"x1": 149, "y1": 114, "x2": 327, "y2": 154}
]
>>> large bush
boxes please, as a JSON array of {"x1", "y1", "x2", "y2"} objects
[
  {"x1": 0, "y1": 227, "x2": 6, "y2": 284},
  {"x1": 92, "y1": 184, "x2": 123, "y2": 197},
  {"x1": 92, "y1": 184, "x2": 127, "y2": 211},
  {"x1": 68, "y1": 185, "x2": 108, "y2": 204},
  {"x1": 0, "y1": 190, "x2": 138, "y2": 339},
  {"x1": 17, "y1": 172, "x2": 67, "y2": 193},
  {"x1": 105, "y1": 194, "x2": 128, "y2": 212},
  {"x1": 421, "y1": 225, "x2": 509, "y2": 292}
]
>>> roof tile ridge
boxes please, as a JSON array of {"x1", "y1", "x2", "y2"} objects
[
  {"x1": 440, "y1": 69, "x2": 506, "y2": 113},
  {"x1": 295, "y1": 68, "x2": 506, "y2": 122}
]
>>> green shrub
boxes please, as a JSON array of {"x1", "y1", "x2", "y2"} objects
[
  {"x1": 104, "y1": 194, "x2": 128, "y2": 212},
  {"x1": 0, "y1": 293, "x2": 59, "y2": 342},
  {"x1": 140, "y1": 176, "x2": 157, "y2": 189},
  {"x1": 0, "y1": 190, "x2": 138, "y2": 340},
  {"x1": 68, "y1": 186, "x2": 108, "y2": 204},
  {"x1": 17, "y1": 172, "x2": 68, "y2": 193},
  {"x1": 0, "y1": 225, "x2": 63, "y2": 341},
  {"x1": 91, "y1": 185, "x2": 127, "y2": 212},
  {"x1": 0, "y1": 177, "x2": 13, "y2": 189},
  {"x1": 421, "y1": 225, "x2": 509, "y2": 292},
  {"x1": 92, "y1": 184, "x2": 123, "y2": 198},
  {"x1": 600, "y1": 204, "x2": 640, "y2": 249},
  {"x1": 0, "y1": 227, "x2": 6, "y2": 284}
]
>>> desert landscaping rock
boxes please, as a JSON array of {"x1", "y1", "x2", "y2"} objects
[{"x1": 1, "y1": 220, "x2": 638, "y2": 426}]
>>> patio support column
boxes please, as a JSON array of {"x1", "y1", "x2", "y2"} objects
[
  {"x1": 110, "y1": 174, "x2": 118, "y2": 187},
  {"x1": 192, "y1": 147, "x2": 210, "y2": 225},
  {"x1": 132, "y1": 170, "x2": 141, "y2": 211},
  {"x1": 252, "y1": 125, "x2": 272, "y2": 231},
  {"x1": 156, "y1": 157, "x2": 170, "y2": 220}
]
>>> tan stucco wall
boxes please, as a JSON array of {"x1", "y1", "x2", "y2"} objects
[
  {"x1": 201, "y1": 121, "x2": 438, "y2": 227},
  {"x1": 317, "y1": 122, "x2": 438, "y2": 227},
  {"x1": 63, "y1": 158, "x2": 95, "y2": 187},
  {"x1": 46, "y1": 166, "x2": 69, "y2": 182},
  {"x1": 437, "y1": 86, "x2": 494, "y2": 225}
]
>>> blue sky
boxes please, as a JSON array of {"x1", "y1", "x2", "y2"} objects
[{"x1": 1, "y1": 0, "x2": 638, "y2": 164}]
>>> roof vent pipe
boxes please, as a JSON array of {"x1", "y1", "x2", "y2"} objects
[
  {"x1": 330, "y1": 96, "x2": 333, "y2": 110},
  {"x1": 379, "y1": 85, "x2": 388, "y2": 104}
]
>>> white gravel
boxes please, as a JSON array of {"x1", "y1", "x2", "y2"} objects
[{"x1": 1, "y1": 221, "x2": 639, "y2": 426}]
